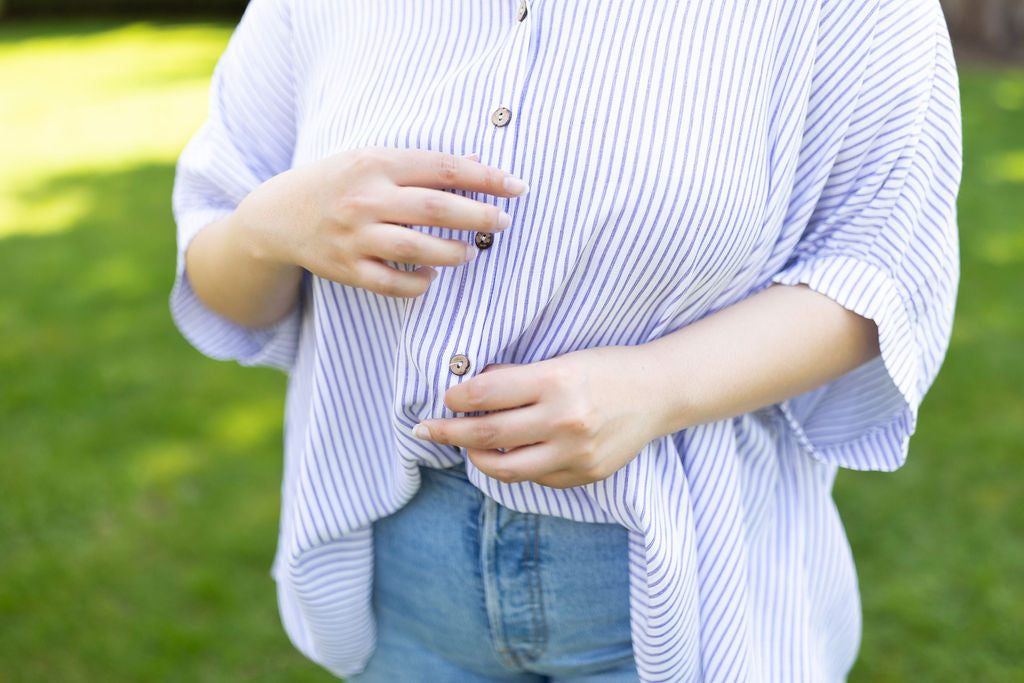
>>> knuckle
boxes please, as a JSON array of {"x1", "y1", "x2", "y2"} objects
[
  {"x1": 557, "y1": 403, "x2": 596, "y2": 436},
  {"x1": 491, "y1": 465, "x2": 520, "y2": 484},
  {"x1": 390, "y1": 235, "x2": 418, "y2": 261},
  {"x1": 463, "y1": 382, "x2": 489, "y2": 409},
  {"x1": 485, "y1": 167, "x2": 503, "y2": 193},
  {"x1": 437, "y1": 155, "x2": 458, "y2": 183},
  {"x1": 574, "y1": 442, "x2": 598, "y2": 464},
  {"x1": 349, "y1": 147, "x2": 388, "y2": 173},
  {"x1": 580, "y1": 460, "x2": 606, "y2": 482},
  {"x1": 322, "y1": 246, "x2": 353, "y2": 273},
  {"x1": 333, "y1": 193, "x2": 375, "y2": 224},
  {"x1": 421, "y1": 194, "x2": 447, "y2": 222},
  {"x1": 547, "y1": 365, "x2": 574, "y2": 392},
  {"x1": 335, "y1": 264, "x2": 359, "y2": 287},
  {"x1": 428, "y1": 425, "x2": 448, "y2": 444},
  {"x1": 472, "y1": 423, "x2": 499, "y2": 449},
  {"x1": 370, "y1": 269, "x2": 400, "y2": 294}
]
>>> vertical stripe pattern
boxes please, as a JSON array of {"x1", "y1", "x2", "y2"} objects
[{"x1": 170, "y1": 0, "x2": 962, "y2": 680}]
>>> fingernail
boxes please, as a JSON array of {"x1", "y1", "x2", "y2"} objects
[
  {"x1": 503, "y1": 176, "x2": 529, "y2": 196},
  {"x1": 412, "y1": 423, "x2": 431, "y2": 440},
  {"x1": 464, "y1": 243, "x2": 478, "y2": 263},
  {"x1": 496, "y1": 211, "x2": 512, "y2": 230},
  {"x1": 462, "y1": 153, "x2": 479, "y2": 161}
]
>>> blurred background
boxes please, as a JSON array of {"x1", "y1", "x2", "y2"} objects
[{"x1": 0, "y1": 1, "x2": 1020, "y2": 681}]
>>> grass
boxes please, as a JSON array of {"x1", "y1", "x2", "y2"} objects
[
  {"x1": 0, "y1": 19, "x2": 334, "y2": 683},
  {"x1": 0, "y1": 18, "x2": 1021, "y2": 682},
  {"x1": 837, "y1": 59, "x2": 1024, "y2": 681}
]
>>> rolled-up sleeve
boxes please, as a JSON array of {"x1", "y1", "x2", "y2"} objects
[
  {"x1": 771, "y1": 0, "x2": 962, "y2": 471},
  {"x1": 170, "y1": 0, "x2": 300, "y2": 371}
]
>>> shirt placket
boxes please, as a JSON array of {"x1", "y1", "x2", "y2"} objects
[{"x1": 438, "y1": 0, "x2": 535, "y2": 402}]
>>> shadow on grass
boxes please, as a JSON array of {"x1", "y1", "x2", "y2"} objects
[{"x1": 0, "y1": 163, "x2": 335, "y2": 682}]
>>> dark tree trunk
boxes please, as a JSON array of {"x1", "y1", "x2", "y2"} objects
[{"x1": 942, "y1": 0, "x2": 1024, "y2": 57}]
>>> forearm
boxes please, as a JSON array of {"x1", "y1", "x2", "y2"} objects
[
  {"x1": 184, "y1": 173, "x2": 305, "y2": 328},
  {"x1": 639, "y1": 284, "x2": 881, "y2": 437}
]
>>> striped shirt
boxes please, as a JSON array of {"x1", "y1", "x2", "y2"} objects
[{"x1": 170, "y1": 0, "x2": 961, "y2": 680}]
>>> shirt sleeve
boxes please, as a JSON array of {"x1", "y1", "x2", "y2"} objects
[
  {"x1": 169, "y1": 0, "x2": 300, "y2": 372},
  {"x1": 770, "y1": 0, "x2": 961, "y2": 471}
]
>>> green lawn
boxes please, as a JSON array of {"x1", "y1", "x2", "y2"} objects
[{"x1": 0, "y1": 19, "x2": 1021, "y2": 682}]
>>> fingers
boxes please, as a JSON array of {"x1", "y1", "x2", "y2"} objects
[
  {"x1": 353, "y1": 260, "x2": 437, "y2": 298},
  {"x1": 417, "y1": 406, "x2": 551, "y2": 451},
  {"x1": 466, "y1": 444, "x2": 579, "y2": 487},
  {"x1": 362, "y1": 223, "x2": 476, "y2": 267},
  {"x1": 376, "y1": 148, "x2": 529, "y2": 197},
  {"x1": 468, "y1": 445, "x2": 612, "y2": 489},
  {"x1": 443, "y1": 364, "x2": 542, "y2": 413},
  {"x1": 384, "y1": 186, "x2": 512, "y2": 234}
]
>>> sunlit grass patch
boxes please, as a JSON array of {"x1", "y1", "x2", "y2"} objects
[
  {"x1": 0, "y1": 20, "x2": 226, "y2": 237},
  {"x1": 987, "y1": 149, "x2": 1024, "y2": 184}
]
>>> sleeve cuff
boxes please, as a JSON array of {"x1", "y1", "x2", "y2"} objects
[
  {"x1": 770, "y1": 254, "x2": 921, "y2": 471},
  {"x1": 170, "y1": 208, "x2": 300, "y2": 372}
]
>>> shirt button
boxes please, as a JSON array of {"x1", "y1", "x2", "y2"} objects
[
  {"x1": 449, "y1": 354, "x2": 471, "y2": 376},
  {"x1": 517, "y1": 0, "x2": 528, "y2": 21},
  {"x1": 474, "y1": 232, "x2": 494, "y2": 250},
  {"x1": 491, "y1": 107, "x2": 512, "y2": 127}
]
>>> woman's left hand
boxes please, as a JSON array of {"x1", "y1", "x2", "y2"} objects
[{"x1": 412, "y1": 346, "x2": 667, "y2": 489}]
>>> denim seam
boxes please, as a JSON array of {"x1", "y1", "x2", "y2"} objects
[
  {"x1": 520, "y1": 513, "x2": 539, "y2": 662},
  {"x1": 525, "y1": 513, "x2": 547, "y2": 662},
  {"x1": 481, "y1": 497, "x2": 525, "y2": 672}
]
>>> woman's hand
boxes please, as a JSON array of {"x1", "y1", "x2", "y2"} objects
[
  {"x1": 413, "y1": 346, "x2": 666, "y2": 489},
  {"x1": 237, "y1": 147, "x2": 528, "y2": 297},
  {"x1": 185, "y1": 148, "x2": 528, "y2": 327},
  {"x1": 410, "y1": 284, "x2": 882, "y2": 490}
]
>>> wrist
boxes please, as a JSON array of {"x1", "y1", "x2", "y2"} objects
[
  {"x1": 595, "y1": 343, "x2": 694, "y2": 442},
  {"x1": 628, "y1": 340, "x2": 698, "y2": 438},
  {"x1": 232, "y1": 190, "x2": 280, "y2": 268},
  {"x1": 233, "y1": 169, "x2": 307, "y2": 270}
]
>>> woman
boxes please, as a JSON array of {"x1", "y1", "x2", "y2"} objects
[{"x1": 171, "y1": 0, "x2": 961, "y2": 680}]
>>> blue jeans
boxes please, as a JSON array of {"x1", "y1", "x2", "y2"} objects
[{"x1": 349, "y1": 461, "x2": 639, "y2": 682}]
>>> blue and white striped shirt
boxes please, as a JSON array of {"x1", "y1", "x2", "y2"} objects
[{"x1": 171, "y1": 0, "x2": 961, "y2": 680}]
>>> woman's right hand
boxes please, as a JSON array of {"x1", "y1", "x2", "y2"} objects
[{"x1": 234, "y1": 147, "x2": 528, "y2": 298}]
